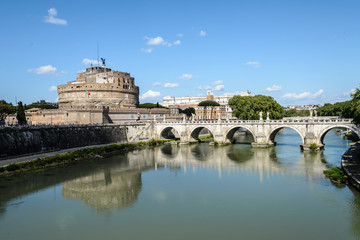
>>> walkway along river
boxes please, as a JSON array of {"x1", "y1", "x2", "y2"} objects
[{"x1": 0, "y1": 128, "x2": 359, "y2": 240}]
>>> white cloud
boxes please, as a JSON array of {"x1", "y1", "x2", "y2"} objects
[
  {"x1": 43, "y1": 8, "x2": 67, "y2": 25},
  {"x1": 145, "y1": 36, "x2": 171, "y2": 46},
  {"x1": 313, "y1": 89, "x2": 324, "y2": 97},
  {"x1": 344, "y1": 88, "x2": 355, "y2": 96},
  {"x1": 140, "y1": 90, "x2": 161, "y2": 100},
  {"x1": 198, "y1": 85, "x2": 211, "y2": 90},
  {"x1": 163, "y1": 83, "x2": 179, "y2": 88},
  {"x1": 282, "y1": 89, "x2": 323, "y2": 100},
  {"x1": 223, "y1": 91, "x2": 251, "y2": 96},
  {"x1": 49, "y1": 86, "x2": 57, "y2": 92},
  {"x1": 266, "y1": 85, "x2": 282, "y2": 92},
  {"x1": 212, "y1": 80, "x2": 223, "y2": 85},
  {"x1": 245, "y1": 61, "x2": 261, "y2": 68},
  {"x1": 153, "y1": 82, "x2": 161, "y2": 86},
  {"x1": 28, "y1": 65, "x2": 57, "y2": 75},
  {"x1": 141, "y1": 48, "x2": 153, "y2": 53},
  {"x1": 82, "y1": 58, "x2": 98, "y2": 66},
  {"x1": 283, "y1": 92, "x2": 311, "y2": 99},
  {"x1": 173, "y1": 40, "x2": 181, "y2": 45},
  {"x1": 200, "y1": 30, "x2": 207, "y2": 36},
  {"x1": 60, "y1": 70, "x2": 68, "y2": 74},
  {"x1": 178, "y1": 73, "x2": 193, "y2": 80},
  {"x1": 177, "y1": 33, "x2": 183, "y2": 37},
  {"x1": 213, "y1": 84, "x2": 224, "y2": 91}
]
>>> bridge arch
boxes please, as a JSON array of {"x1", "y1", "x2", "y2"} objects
[
  {"x1": 159, "y1": 126, "x2": 181, "y2": 140},
  {"x1": 225, "y1": 126, "x2": 255, "y2": 143},
  {"x1": 319, "y1": 125, "x2": 360, "y2": 145},
  {"x1": 190, "y1": 126, "x2": 215, "y2": 142},
  {"x1": 269, "y1": 126, "x2": 304, "y2": 145}
]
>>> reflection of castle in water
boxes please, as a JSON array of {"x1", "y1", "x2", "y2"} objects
[{"x1": 62, "y1": 150, "x2": 156, "y2": 212}]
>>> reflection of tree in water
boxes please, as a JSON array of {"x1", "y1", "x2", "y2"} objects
[
  {"x1": 160, "y1": 145, "x2": 178, "y2": 159},
  {"x1": 226, "y1": 145, "x2": 254, "y2": 163},
  {"x1": 190, "y1": 144, "x2": 214, "y2": 161},
  {"x1": 62, "y1": 170, "x2": 142, "y2": 212}
]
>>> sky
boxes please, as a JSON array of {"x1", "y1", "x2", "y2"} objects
[{"x1": 0, "y1": 0, "x2": 359, "y2": 106}]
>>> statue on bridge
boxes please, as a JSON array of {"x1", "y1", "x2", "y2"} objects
[{"x1": 259, "y1": 111, "x2": 263, "y2": 121}]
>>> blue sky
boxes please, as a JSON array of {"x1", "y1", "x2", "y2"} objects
[{"x1": 0, "y1": 0, "x2": 359, "y2": 106}]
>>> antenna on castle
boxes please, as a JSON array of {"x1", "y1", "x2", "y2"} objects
[{"x1": 97, "y1": 41, "x2": 100, "y2": 69}]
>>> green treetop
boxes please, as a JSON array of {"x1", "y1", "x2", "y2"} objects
[
  {"x1": 228, "y1": 95, "x2": 283, "y2": 120},
  {"x1": 198, "y1": 101, "x2": 220, "y2": 106},
  {"x1": 0, "y1": 100, "x2": 16, "y2": 121}
]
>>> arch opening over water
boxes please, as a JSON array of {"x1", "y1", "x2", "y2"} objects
[
  {"x1": 160, "y1": 127, "x2": 180, "y2": 140},
  {"x1": 320, "y1": 126, "x2": 360, "y2": 146},
  {"x1": 269, "y1": 127, "x2": 304, "y2": 146},
  {"x1": 226, "y1": 127, "x2": 255, "y2": 144},
  {"x1": 190, "y1": 127, "x2": 214, "y2": 142}
]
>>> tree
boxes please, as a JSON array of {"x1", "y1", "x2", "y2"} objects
[
  {"x1": 317, "y1": 100, "x2": 354, "y2": 118},
  {"x1": 25, "y1": 104, "x2": 58, "y2": 110},
  {"x1": 16, "y1": 101, "x2": 27, "y2": 125},
  {"x1": 0, "y1": 100, "x2": 16, "y2": 122},
  {"x1": 198, "y1": 101, "x2": 220, "y2": 106},
  {"x1": 228, "y1": 95, "x2": 283, "y2": 120},
  {"x1": 180, "y1": 107, "x2": 195, "y2": 119},
  {"x1": 351, "y1": 88, "x2": 360, "y2": 126},
  {"x1": 139, "y1": 103, "x2": 164, "y2": 108}
]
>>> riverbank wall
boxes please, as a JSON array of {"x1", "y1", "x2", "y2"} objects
[
  {"x1": 342, "y1": 143, "x2": 360, "y2": 191},
  {"x1": 0, "y1": 125, "x2": 128, "y2": 159}
]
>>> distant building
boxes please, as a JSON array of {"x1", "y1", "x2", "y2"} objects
[
  {"x1": 285, "y1": 104, "x2": 322, "y2": 111},
  {"x1": 162, "y1": 91, "x2": 250, "y2": 120},
  {"x1": 162, "y1": 90, "x2": 249, "y2": 108}
]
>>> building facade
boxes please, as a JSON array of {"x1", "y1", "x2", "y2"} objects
[{"x1": 58, "y1": 66, "x2": 139, "y2": 109}]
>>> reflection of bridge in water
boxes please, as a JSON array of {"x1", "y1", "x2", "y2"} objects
[
  {"x1": 152, "y1": 144, "x2": 329, "y2": 183},
  {"x1": 153, "y1": 117, "x2": 359, "y2": 150}
]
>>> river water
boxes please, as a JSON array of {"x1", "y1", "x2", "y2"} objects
[{"x1": 0, "y1": 129, "x2": 359, "y2": 240}]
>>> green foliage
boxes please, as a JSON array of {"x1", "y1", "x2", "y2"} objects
[
  {"x1": 0, "y1": 100, "x2": 16, "y2": 121},
  {"x1": 317, "y1": 101, "x2": 354, "y2": 118},
  {"x1": 25, "y1": 104, "x2": 58, "y2": 110},
  {"x1": 180, "y1": 107, "x2": 196, "y2": 117},
  {"x1": 351, "y1": 88, "x2": 360, "y2": 126},
  {"x1": 139, "y1": 103, "x2": 164, "y2": 108},
  {"x1": 324, "y1": 167, "x2": 348, "y2": 183},
  {"x1": 228, "y1": 95, "x2": 283, "y2": 120},
  {"x1": 309, "y1": 143, "x2": 318, "y2": 150},
  {"x1": 6, "y1": 164, "x2": 20, "y2": 172},
  {"x1": 16, "y1": 101, "x2": 27, "y2": 125},
  {"x1": 198, "y1": 134, "x2": 213, "y2": 140},
  {"x1": 198, "y1": 101, "x2": 220, "y2": 106},
  {"x1": 284, "y1": 109, "x2": 310, "y2": 117}
]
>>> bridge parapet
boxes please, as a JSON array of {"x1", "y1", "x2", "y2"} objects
[{"x1": 152, "y1": 118, "x2": 358, "y2": 150}]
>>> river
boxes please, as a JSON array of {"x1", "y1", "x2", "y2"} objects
[{"x1": 0, "y1": 128, "x2": 359, "y2": 240}]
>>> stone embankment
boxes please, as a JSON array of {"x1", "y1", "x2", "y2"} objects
[
  {"x1": 342, "y1": 143, "x2": 360, "y2": 190},
  {"x1": 0, "y1": 125, "x2": 127, "y2": 159}
]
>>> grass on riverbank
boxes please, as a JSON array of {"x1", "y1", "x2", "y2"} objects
[
  {"x1": 0, "y1": 139, "x2": 170, "y2": 176},
  {"x1": 323, "y1": 167, "x2": 348, "y2": 184},
  {"x1": 198, "y1": 134, "x2": 214, "y2": 141}
]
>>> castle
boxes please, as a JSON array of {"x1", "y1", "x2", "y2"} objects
[
  {"x1": 58, "y1": 66, "x2": 139, "y2": 109},
  {"x1": 5, "y1": 66, "x2": 177, "y2": 125}
]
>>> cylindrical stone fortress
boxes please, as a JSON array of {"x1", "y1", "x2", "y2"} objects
[{"x1": 57, "y1": 66, "x2": 139, "y2": 109}]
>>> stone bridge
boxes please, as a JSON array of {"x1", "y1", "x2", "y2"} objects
[{"x1": 152, "y1": 117, "x2": 359, "y2": 150}]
